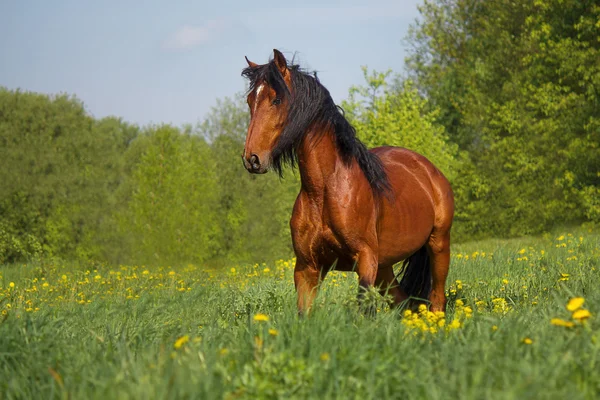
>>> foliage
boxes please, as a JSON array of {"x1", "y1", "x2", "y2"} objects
[
  {"x1": 342, "y1": 67, "x2": 461, "y2": 181},
  {"x1": 406, "y1": 0, "x2": 600, "y2": 237},
  {"x1": 0, "y1": 88, "x2": 298, "y2": 265}
]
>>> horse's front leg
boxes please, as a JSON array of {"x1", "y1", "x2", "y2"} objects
[
  {"x1": 356, "y1": 247, "x2": 379, "y2": 314},
  {"x1": 294, "y1": 261, "x2": 324, "y2": 315}
]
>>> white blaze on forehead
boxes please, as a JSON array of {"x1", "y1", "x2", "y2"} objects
[{"x1": 253, "y1": 84, "x2": 264, "y2": 114}]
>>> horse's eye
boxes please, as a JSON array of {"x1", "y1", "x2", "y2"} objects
[{"x1": 272, "y1": 98, "x2": 281, "y2": 105}]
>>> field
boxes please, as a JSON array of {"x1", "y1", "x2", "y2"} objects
[{"x1": 1, "y1": 230, "x2": 599, "y2": 399}]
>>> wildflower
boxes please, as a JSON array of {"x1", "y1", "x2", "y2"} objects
[
  {"x1": 268, "y1": 328, "x2": 279, "y2": 336},
  {"x1": 550, "y1": 318, "x2": 574, "y2": 328},
  {"x1": 522, "y1": 337, "x2": 533, "y2": 345},
  {"x1": 219, "y1": 348, "x2": 228, "y2": 356},
  {"x1": 502, "y1": 279, "x2": 509, "y2": 285},
  {"x1": 566, "y1": 297, "x2": 584, "y2": 312},
  {"x1": 253, "y1": 313, "x2": 269, "y2": 322},
  {"x1": 9, "y1": 282, "x2": 15, "y2": 288},
  {"x1": 174, "y1": 335, "x2": 190, "y2": 349},
  {"x1": 492, "y1": 325, "x2": 498, "y2": 331},
  {"x1": 572, "y1": 309, "x2": 591, "y2": 321},
  {"x1": 448, "y1": 319, "x2": 461, "y2": 330},
  {"x1": 263, "y1": 268, "x2": 270, "y2": 273},
  {"x1": 320, "y1": 352, "x2": 330, "y2": 361}
]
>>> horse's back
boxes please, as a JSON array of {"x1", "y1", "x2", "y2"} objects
[{"x1": 370, "y1": 146, "x2": 454, "y2": 264}]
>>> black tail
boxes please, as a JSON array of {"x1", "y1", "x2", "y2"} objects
[{"x1": 398, "y1": 246, "x2": 432, "y2": 303}]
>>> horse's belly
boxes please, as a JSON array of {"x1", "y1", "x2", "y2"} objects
[{"x1": 376, "y1": 186, "x2": 436, "y2": 265}]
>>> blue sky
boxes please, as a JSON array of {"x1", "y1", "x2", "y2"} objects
[{"x1": 0, "y1": 0, "x2": 421, "y2": 127}]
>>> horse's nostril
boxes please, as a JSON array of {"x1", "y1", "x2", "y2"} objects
[{"x1": 249, "y1": 154, "x2": 260, "y2": 170}]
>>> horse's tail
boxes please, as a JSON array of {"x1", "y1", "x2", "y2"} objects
[{"x1": 398, "y1": 245, "x2": 432, "y2": 304}]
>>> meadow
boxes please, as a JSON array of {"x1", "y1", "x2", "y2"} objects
[{"x1": 1, "y1": 229, "x2": 599, "y2": 399}]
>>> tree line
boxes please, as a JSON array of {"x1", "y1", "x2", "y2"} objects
[{"x1": 1, "y1": 0, "x2": 598, "y2": 265}]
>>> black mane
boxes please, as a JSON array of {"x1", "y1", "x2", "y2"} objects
[{"x1": 242, "y1": 57, "x2": 391, "y2": 195}]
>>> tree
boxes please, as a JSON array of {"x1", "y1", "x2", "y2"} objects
[{"x1": 406, "y1": 0, "x2": 600, "y2": 236}]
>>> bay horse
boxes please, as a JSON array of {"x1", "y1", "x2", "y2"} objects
[{"x1": 241, "y1": 49, "x2": 454, "y2": 314}]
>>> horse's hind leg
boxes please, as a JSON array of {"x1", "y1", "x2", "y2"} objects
[{"x1": 427, "y1": 232, "x2": 450, "y2": 312}]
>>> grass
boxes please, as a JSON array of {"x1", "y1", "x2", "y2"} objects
[{"x1": 1, "y1": 229, "x2": 599, "y2": 399}]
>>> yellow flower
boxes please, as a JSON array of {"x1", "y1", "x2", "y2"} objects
[
  {"x1": 253, "y1": 313, "x2": 269, "y2": 322},
  {"x1": 522, "y1": 337, "x2": 533, "y2": 345},
  {"x1": 550, "y1": 318, "x2": 574, "y2": 328},
  {"x1": 9, "y1": 282, "x2": 15, "y2": 288},
  {"x1": 320, "y1": 352, "x2": 330, "y2": 361},
  {"x1": 492, "y1": 325, "x2": 498, "y2": 331},
  {"x1": 173, "y1": 335, "x2": 189, "y2": 349},
  {"x1": 566, "y1": 297, "x2": 584, "y2": 312},
  {"x1": 268, "y1": 328, "x2": 279, "y2": 336},
  {"x1": 502, "y1": 279, "x2": 509, "y2": 285},
  {"x1": 572, "y1": 309, "x2": 591, "y2": 321}
]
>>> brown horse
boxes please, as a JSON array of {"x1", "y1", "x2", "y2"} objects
[{"x1": 241, "y1": 50, "x2": 454, "y2": 314}]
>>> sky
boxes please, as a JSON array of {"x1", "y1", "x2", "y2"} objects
[{"x1": 0, "y1": 0, "x2": 422, "y2": 127}]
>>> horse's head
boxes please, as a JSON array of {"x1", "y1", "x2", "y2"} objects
[{"x1": 241, "y1": 49, "x2": 292, "y2": 174}]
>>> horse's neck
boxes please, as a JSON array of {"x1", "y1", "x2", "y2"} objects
[{"x1": 296, "y1": 127, "x2": 343, "y2": 198}]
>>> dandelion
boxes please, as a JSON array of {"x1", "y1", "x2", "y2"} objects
[
  {"x1": 522, "y1": 337, "x2": 533, "y2": 345},
  {"x1": 551, "y1": 318, "x2": 574, "y2": 328},
  {"x1": 572, "y1": 309, "x2": 591, "y2": 321},
  {"x1": 566, "y1": 297, "x2": 584, "y2": 312},
  {"x1": 268, "y1": 328, "x2": 279, "y2": 336},
  {"x1": 502, "y1": 279, "x2": 509, "y2": 285},
  {"x1": 9, "y1": 282, "x2": 15, "y2": 288},
  {"x1": 253, "y1": 313, "x2": 269, "y2": 322},
  {"x1": 174, "y1": 335, "x2": 189, "y2": 349},
  {"x1": 320, "y1": 352, "x2": 330, "y2": 361},
  {"x1": 492, "y1": 325, "x2": 498, "y2": 331}
]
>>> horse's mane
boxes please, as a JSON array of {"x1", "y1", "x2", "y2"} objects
[{"x1": 241, "y1": 57, "x2": 391, "y2": 196}]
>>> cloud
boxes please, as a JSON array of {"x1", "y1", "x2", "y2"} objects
[{"x1": 163, "y1": 20, "x2": 227, "y2": 50}]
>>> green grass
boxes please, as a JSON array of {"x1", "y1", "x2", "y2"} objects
[{"x1": 1, "y1": 229, "x2": 599, "y2": 399}]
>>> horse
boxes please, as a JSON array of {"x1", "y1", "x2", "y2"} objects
[{"x1": 241, "y1": 49, "x2": 454, "y2": 314}]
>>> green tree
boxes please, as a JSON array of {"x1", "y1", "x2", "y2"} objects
[
  {"x1": 406, "y1": 0, "x2": 600, "y2": 236},
  {"x1": 119, "y1": 125, "x2": 220, "y2": 265}
]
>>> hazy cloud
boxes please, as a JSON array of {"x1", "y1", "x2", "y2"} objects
[{"x1": 163, "y1": 20, "x2": 227, "y2": 50}]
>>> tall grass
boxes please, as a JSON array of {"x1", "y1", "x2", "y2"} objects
[{"x1": 1, "y1": 230, "x2": 598, "y2": 399}]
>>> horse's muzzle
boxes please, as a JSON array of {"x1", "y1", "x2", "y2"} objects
[{"x1": 243, "y1": 153, "x2": 268, "y2": 174}]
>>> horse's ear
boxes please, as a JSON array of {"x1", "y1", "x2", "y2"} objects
[
  {"x1": 273, "y1": 49, "x2": 288, "y2": 77},
  {"x1": 245, "y1": 56, "x2": 258, "y2": 68}
]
